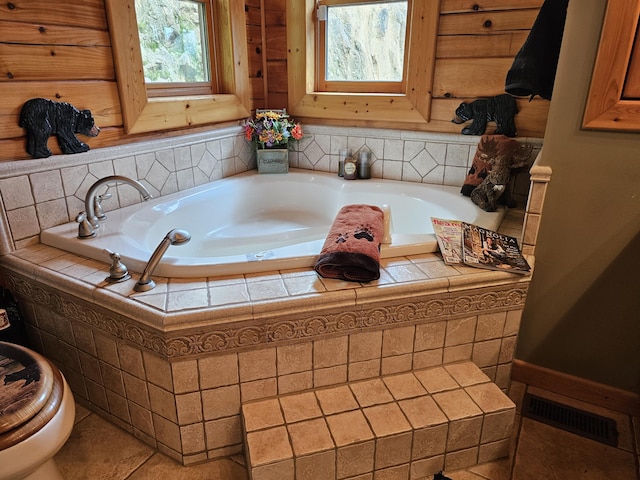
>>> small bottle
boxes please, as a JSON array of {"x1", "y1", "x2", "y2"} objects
[
  {"x1": 338, "y1": 148, "x2": 350, "y2": 177},
  {"x1": 343, "y1": 154, "x2": 358, "y2": 180},
  {"x1": 358, "y1": 150, "x2": 371, "y2": 179}
]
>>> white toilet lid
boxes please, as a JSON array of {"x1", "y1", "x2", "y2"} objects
[{"x1": 0, "y1": 342, "x2": 54, "y2": 434}]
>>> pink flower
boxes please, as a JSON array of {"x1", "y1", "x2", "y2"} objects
[
  {"x1": 291, "y1": 124, "x2": 303, "y2": 140},
  {"x1": 244, "y1": 124, "x2": 255, "y2": 141}
]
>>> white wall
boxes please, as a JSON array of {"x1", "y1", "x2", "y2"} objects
[{"x1": 518, "y1": 0, "x2": 640, "y2": 393}]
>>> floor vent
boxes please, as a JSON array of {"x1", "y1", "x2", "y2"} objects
[{"x1": 522, "y1": 393, "x2": 618, "y2": 447}]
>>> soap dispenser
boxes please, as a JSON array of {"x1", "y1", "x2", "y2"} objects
[{"x1": 343, "y1": 153, "x2": 358, "y2": 180}]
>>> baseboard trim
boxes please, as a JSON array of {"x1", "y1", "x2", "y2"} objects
[{"x1": 511, "y1": 359, "x2": 640, "y2": 417}]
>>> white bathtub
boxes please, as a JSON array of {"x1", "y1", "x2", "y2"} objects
[{"x1": 41, "y1": 169, "x2": 506, "y2": 278}]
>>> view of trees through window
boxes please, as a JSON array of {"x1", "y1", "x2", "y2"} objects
[
  {"x1": 135, "y1": 0, "x2": 209, "y2": 83},
  {"x1": 325, "y1": 1, "x2": 407, "y2": 82}
]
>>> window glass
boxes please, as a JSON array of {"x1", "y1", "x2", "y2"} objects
[
  {"x1": 135, "y1": 0, "x2": 210, "y2": 83},
  {"x1": 324, "y1": 1, "x2": 408, "y2": 83}
]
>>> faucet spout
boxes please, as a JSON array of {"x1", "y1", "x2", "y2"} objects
[
  {"x1": 84, "y1": 175, "x2": 152, "y2": 229},
  {"x1": 134, "y1": 229, "x2": 191, "y2": 292}
]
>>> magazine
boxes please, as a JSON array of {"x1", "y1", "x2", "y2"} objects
[
  {"x1": 431, "y1": 218, "x2": 463, "y2": 265},
  {"x1": 460, "y1": 222, "x2": 531, "y2": 275}
]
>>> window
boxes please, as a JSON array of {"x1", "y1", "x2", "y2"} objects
[
  {"x1": 105, "y1": 0, "x2": 249, "y2": 134},
  {"x1": 287, "y1": 0, "x2": 440, "y2": 127},
  {"x1": 318, "y1": 0, "x2": 409, "y2": 93},
  {"x1": 136, "y1": 0, "x2": 217, "y2": 97}
]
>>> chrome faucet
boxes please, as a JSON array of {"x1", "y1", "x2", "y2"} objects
[
  {"x1": 78, "y1": 175, "x2": 152, "y2": 238},
  {"x1": 133, "y1": 229, "x2": 191, "y2": 292}
]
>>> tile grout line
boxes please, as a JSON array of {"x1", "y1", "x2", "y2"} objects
[
  {"x1": 122, "y1": 450, "x2": 159, "y2": 480},
  {"x1": 507, "y1": 389, "x2": 525, "y2": 480}
]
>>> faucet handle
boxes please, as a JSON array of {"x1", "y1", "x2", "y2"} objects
[
  {"x1": 76, "y1": 212, "x2": 96, "y2": 239},
  {"x1": 103, "y1": 248, "x2": 131, "y2": 283}
]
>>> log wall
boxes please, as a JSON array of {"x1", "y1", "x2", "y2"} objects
[{"x1": 0, "y1": 0, "x2": 546, "y2": 161}]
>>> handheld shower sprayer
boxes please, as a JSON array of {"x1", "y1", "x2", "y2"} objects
[{"x1": 133, "y1": 229, "x2": 191, "y2": 292}]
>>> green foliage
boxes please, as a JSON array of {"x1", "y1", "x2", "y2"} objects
[
  {"x1": 135, "y1": 0, "x2": 208, "y2": 83},
  {"x1": 326, "y1": 1, "x2": 407, "y2": 82}
]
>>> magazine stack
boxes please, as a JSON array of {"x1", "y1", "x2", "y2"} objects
[{"x1": 431, "y1": 217, "x2": 531, "y2": 275}]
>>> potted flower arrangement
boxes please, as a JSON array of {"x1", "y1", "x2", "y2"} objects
[{"x1": 244, "y1": 109, "x2": 303, "y2": 173}]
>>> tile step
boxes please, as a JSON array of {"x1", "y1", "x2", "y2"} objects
[{"x1": 241, "y1": 361, "x2": 515, "y2": 480}]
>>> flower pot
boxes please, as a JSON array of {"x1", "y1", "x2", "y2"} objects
[{"x1": 256, "y1": 148, "x2": 289, "y2": 174}]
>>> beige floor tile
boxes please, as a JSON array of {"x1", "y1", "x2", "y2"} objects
[
  {"x1": 56, "y1": 387, "x2": 640, "y2": 480},
  {"x1": 512, "y1": 418, "x2": 638, "y2": 479},
  {"x1": 55, "y1": 414, "x2": 155, "y2": 480},
  {"x1": 126, "y1": 453, "x2": 248, "y2": 480},
  {"x1": 526, "y1": 386, "x2": 635, "y2": 453},
  {"x1": 465, "y1": 457, "x2": 512, "y2": 480},
  {"x1": 74, "y1": 401, "x2": 92, "y2": 423},
  {"x1": 445, "y1": 469, "x2": 498, "y2": 480}
]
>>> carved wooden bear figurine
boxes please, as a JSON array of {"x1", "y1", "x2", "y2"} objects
[
  {"x1": 452, "y1": 94, "x2": 518, "y2": 137},
  {"x1": 19, "y1": 98, "x2": 100, "y2": 158}
]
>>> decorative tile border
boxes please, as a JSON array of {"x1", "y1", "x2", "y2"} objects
[{"x1": 3, "y1": 269, "x2": 526, "y2": 359}]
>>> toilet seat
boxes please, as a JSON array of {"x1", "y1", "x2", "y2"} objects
[
  {"x1": 0, "y1": 341, "x2": 75, "y2": 480},
  {"x1": 0, "y1": 342, "x2": 64, "y2": 450}
]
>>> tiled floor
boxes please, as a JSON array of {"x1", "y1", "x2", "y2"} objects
[{"x1": 54, "y1": 381, "x2": 640, "y2": 480}]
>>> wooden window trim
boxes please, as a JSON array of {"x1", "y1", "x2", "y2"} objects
[
  {"x1": 146, "y1": 83, "x2": 214, "y2": 98},
  {"x1": 287, "y1": 0, "x2": 439, "y2": 125},
  {"x1": 583, "y1": 0, "x2": 640, "y2": 132},
  {"x1": 316, "y1": 0, "x2": 409, "y2": 94},
  {"x1": 105, "y1": 0, "x2": 250, "y2": 135}
]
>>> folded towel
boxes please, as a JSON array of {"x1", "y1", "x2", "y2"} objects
[{"x1": 314, "y1": 204, "x2": 384, "y2": 282}]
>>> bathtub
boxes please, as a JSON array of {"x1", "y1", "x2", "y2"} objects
[{"x1": 40, "y1": 169, "x2": 506, "y2": 278}]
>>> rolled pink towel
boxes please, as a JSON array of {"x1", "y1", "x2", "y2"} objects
[{"x1": 314, "y1": 204, "x2": 384, "y2": 282}]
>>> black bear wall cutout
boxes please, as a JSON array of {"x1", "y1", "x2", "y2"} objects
[
  {"x1": 451, "y1": 94, "x2": 518, "y2": 137},
  {"x1": 19, "y1": 98, "x2": 100, "y2": 159}
]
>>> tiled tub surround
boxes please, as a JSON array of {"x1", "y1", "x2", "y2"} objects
[
  {"x1": 1, "y1": 247, "x2": 530, "y2": 467},
  {"x1": 0, "y1": 127, "x2": 550, "y2": 469},
  {"x1": 0, "y1": 125, "x2": 541, "y2": 253}
]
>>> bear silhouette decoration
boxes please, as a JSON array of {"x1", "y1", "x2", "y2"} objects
[
  {"x1": 451, "y1": 94, "x2": 518, "y2": 138},
  {"x1": 19, "y1": 98, "x2": 100, "y2": 158}
]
